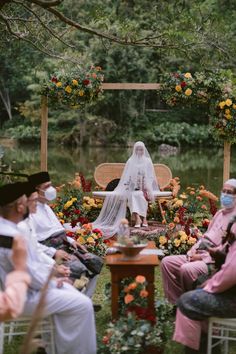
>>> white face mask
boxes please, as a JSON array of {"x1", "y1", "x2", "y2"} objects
[{"x1": 44, "y1": 186, "x2": 57, "y2": 201}]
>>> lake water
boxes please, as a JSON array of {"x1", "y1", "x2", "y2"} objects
[{"x1": 1, "y1": 143, "x2": 236, "y2": 196}]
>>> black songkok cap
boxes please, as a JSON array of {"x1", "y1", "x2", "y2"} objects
[
  {"x1": 28, "y1": 171, "x2": 50, "y2": 188},
  {"x1": 22, "y1": 182, "x2": 36, "y2": 197},
  {"x1": 0, "y1": 182, "x2": 26, "y2": 206}
]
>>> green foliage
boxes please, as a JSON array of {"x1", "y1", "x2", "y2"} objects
[{"x1": 5, "y1": 125, "x2": 40, "y2": 143}]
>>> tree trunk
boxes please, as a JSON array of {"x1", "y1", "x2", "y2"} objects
[{"x1": 0, "y1": 86, "x2": 12, "y2": 120}]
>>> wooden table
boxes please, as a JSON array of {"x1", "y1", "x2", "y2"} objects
[{"x1": 106, "y1": 241, "x2": 159, "y2": 319}]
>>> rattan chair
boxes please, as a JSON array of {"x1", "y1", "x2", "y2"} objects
[
  {"x1": 93, "y1": 162, "x2": 176, "y2": 222},
  {"x1": 207, "y1": 317, "x2": 236, "y2": 354}
]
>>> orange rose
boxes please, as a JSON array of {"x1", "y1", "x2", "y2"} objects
[
  {"x1": 135, "y1": 275, "x2": 146, "y2": 284},
  {"x1": 124, "y1": 294, "x2": 134, "y2": 304},
  {"x1": 128, "y1": 282, "x2": 137, "y2": 290},
  {"x1": 140, "y1": 289, "x2": 148, "y2": 298}
]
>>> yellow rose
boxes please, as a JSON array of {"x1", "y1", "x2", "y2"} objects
[
  {"x1": 63, "y1": 200, "x2": 73, "y2": 210},
  {"x1": 184, "y1": 72, "x2": 192, "y2": 78},
  {"x1": 187, "y1": 237, "x2": 197, "y2": 245},
  {"x1": 65, "y1": 85, "x2": 72, "y2": 94},
  {"x1": 78, "y1": 236, "x2": 86, "y2": 244},
  {"x1": 174, "y1": 199, "x2": 183, "y2": 207},
  {"x1": 225, "y1": 114, "x2": 232, "y2": 120},
  {"x1": 56, "y1": 82, "x2": 62, "y2": 87},
  {"x1": 225, "y1": 109, "x2": 230, "y2": 115},
  {"x1": 60, "y1": 219, "x2": 65, "y2": 224},
  {"x1": 219, "y1": 101, "x2": 226, "y2": 109},
  {"x1": 57, "y1": 212, "x2": 63, "y2": 218},
  {"x1": 159, "y1": 236, "x2": 167, "y2": 245},
  {"x1": 174, "y1": 239, "x2": 181, "y2": 247},
  {"x1": 87, "y1": 236, "x2": 95, "y2": 244},
  {"x1": 72, "y1": 79, "x2": 78, "y2": 86},
  {"x1": 179, "y1": 231, "x2": 188, "y2": 240},
  {"x1": 233, "y1": 104, "x2": 236, "y2": 109},
  {"x1": 225, "y1": 99, "x2": 232, "y2": 107},
  {"x1": 185, "y1": 88, "x2": 192, "y2": 96},
  {"x1": 79, "y1": 90, "x2": 84, "y2": 96},
  {"x1": 179, "y1": 193, "x2": 188, "y2": 199},
  {"x1": 175, "y1": 85, "x2": 182, "y2": 92}
]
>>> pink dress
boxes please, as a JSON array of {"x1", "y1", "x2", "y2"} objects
[
  {"x1": 161, "y1": 207, "x2": 236, "y2": 304},
  {"x1": 173, "y1": 223, "x2": 236, "y2": 350},
  {"x1": 0, "y1": 270, "x2": 31, "y2": 321}
]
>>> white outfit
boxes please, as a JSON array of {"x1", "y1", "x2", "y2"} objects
[
  {"x1": 0, "y1": 216, "x2": 97, "y2": 354},
  {"x1": 18, "y1": 218, "x2": 55, "y2": 268},
  {"x1": 93, "y1": 141, "x2": 159, "y2": 238},
  {"x1": 29, "y1": 205, "x2": 98, "y2": 298}
]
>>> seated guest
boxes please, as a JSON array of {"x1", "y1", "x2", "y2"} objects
[
  {"x1": 161, "y1": 178, "x2": 236, "y2": 304},
  {"x1": 0, "y1": 236, "x2": 31, "y2": 321},
  {"x1": 173, "y1": 216, "x2": 236, "y2": 353},
  {"x1": 28, "y1": 172, "x2": 97, "y2": 298},
  {"x1": 18, "y1": 182, "x2": 71, "y2": 278},
  {"x1": 0, "y1": 182, "x2": 96, "y2": 354}
]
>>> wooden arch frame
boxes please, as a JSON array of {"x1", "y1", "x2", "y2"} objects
[{"x1": 40, "y1": 82, "x2": 231, "y2": 181}]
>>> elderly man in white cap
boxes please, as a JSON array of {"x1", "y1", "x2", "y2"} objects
[{"x1": 161, "y1": 178, "x2": 236, "y2": 305}]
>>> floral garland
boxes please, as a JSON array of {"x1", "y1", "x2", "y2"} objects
[
  {"x1": 41, "y1": 66, "x2": 104, "y2": 108},
  {"x1": 210, "y1": 97, "x2": 236, "y2": 143},
  {"x1": 160, "y1": 70, "x2": 236, "y2": 144}
]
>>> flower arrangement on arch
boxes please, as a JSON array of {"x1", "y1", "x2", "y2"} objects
[
  {"x1": 41, "y1": 65, "x2": 104, "y2": 108},
  {"x1": 210, "y1": 96, "x2": 236, "y2": 143},
  {"x1": 160, "y1": 70, "x2": 229, "y2": 108}
]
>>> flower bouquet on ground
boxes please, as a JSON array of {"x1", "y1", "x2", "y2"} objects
[
  {"x1": 74, "y1": 223, "x2": 108, "y2": 257},
  {"x1": 149, "y1": 183, "x2": 218, "y2": 233},
  {"x1": 147, "y1": 226, "x2": 200, "y2": 256},
  {"x1": 51, "y1": 173, "x2": 103, "y2": 228},
  {"x1": 98, "y1": 276, "x2": 173, "y2": 354}
]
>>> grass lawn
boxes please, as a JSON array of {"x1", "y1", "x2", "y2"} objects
[{"x1": 3, "y1": 265, "x2": 236, "y2": 353}]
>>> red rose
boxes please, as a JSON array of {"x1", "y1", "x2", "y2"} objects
[
  {"x1": 102, "y1": 336, "x2": 109, "y2": 345},
  {"x1": 180, "y1": 81, "x2": 187, "y2": 88},
  {"x1": 51, "y1": 76, "x2": 58, "y2": 83},
  {"x1": 74, "y1": 210, "x2": 81, "y2": 215},
  {"x1": 83, "y1": 79, "x2": 90, "y2": 86}
]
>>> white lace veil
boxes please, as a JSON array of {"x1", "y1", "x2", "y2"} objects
[{"x1": 92, "y1": 141, "x2": 159, "y2": 239}]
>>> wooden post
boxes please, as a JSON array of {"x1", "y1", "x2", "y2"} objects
[
  {"x1": 223, "y1": 141, "x2": 231, "y2": 182},
  {"x1": 40, "y1": 95, "x2": 48, "y2": 171}
]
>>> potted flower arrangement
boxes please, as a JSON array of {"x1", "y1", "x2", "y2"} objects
[
  {"x1": 98, "y1": 276, "x2": 173, "y2": 354},
  {"x1": 41, "y1": 65, "x2": 104, "y2": 108}
]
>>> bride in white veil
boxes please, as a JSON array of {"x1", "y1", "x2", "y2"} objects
[{"x1": 92, "y1": 141, "x2": 160, "y2": 239}]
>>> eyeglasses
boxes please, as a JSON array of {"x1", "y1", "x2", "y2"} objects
[{"x1": 222, "y1": 189, "x2": 236, "y2": 195}]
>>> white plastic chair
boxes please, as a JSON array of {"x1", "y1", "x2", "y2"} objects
[
  {"x1": 207, "y1": 317, "x2": 236, "y2": 354},
  {"x1": 0, "y1": 315, "x2": 56, "y2": 354}
]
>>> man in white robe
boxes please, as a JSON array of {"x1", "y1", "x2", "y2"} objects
[
  {"x1": 0, "y1": 182, "x2": 97, "y2": 354},
  {"x1": 28, "y1": 172, "x2": 97, "y2": 298}
]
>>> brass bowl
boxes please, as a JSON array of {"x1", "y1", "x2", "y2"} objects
[{"x1": 114, "y1": 243, "x2": 147, "y2": 260}]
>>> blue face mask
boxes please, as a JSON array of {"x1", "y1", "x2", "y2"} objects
[{"x1": 220, "y1": 193, "x2": 236, "y2": 209}]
